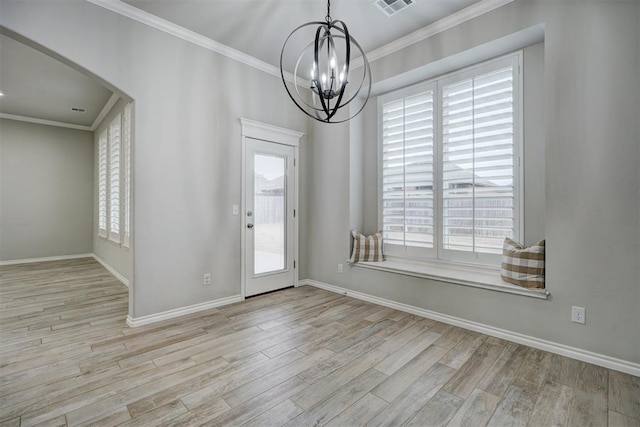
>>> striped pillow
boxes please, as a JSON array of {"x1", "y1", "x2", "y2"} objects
[
  {"x1": 500, "y1": 238, "x2": 545, "y2": 289},
  {"x1": 350, "y1": 230, "x2": 384, "y2": 263}
]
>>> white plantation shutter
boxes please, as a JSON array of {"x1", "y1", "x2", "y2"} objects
[
  {"x1": 379, "y1": 53, "x2": 521, "y2": 266},
  {"x1": 108, "y1": 114, "x2": 121, "y2": 243},
  {"x1": 381, "y1": 84, "x2": 435, "y2": 256},
  {"x1": 98, "y1": 130, "x2": 108, "y2": 238},
  {"x1": 441, "y1": 60, "x2": 518, "y2": 259},
  {"x1": 122, "y1": 104, "x2": 132, "y2": 248}
]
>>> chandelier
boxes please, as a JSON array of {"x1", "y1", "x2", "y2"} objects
[{"x1": 280, "y1": 0, "x2": 371, "y2": 123}]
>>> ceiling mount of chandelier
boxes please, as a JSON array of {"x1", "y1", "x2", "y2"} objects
[{"x1": 280, "y1": 0, "x2": 371, "y2": 124}]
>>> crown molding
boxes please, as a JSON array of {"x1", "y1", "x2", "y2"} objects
[
  {"x1": 0, "y1": 113, "x2": 93, "y2": 131},
  {"x1": 90, "y1": 92, "x2": 119, "y2": 131},
  {"x1": 0, "y1": 92, "x2": 118, "y2": 132},
  {"x1": 85, "y1": 0, "x2": 512, "y2": 84},
  {"x1": 352, "y1": 0, "x2": 515, "y2": 69},
  {"x1": 84, "y1": 0, "x2": 295, "y2": 83}
]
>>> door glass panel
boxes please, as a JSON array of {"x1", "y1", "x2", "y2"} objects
[{"x1": 254, "y1": 153, "x2": 286, "y2": 275}]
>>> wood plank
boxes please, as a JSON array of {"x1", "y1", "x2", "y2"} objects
[
  {"x1": 439, "y1": 331, "x2": 489, "y2": 369},
  {"x1": 368, "y1": 363, "x2": 456, "y2": 427},
  {"x1": 446, "y1": 388, "x2": 501, "y2": 427},
  {"x1": 297, "y1": 335, "x2": 384, "y2": 384},
  {"x1": 291, "y1": 348, "x2": 389, "y2": 410},
  {"x1": 511, "y1": 348, "x2": 552, "y2": 393},
  {"x1": 164, "y1": 399, "x2": 230, "y2": 427},
  {"x1": 545, "y1": 353, "x2": 580, "y2": 388},
  {"x1": 179, "y1": 349, "x2": 304, "y2": 411},
  {"x1": 609, "y1": 411, "x2": 640, "y2": 427},
  {"x1": 372, "y1": 345, "x2": 448, "y2": 402},
  {"x1": 568, "y1": 362, "x2": 609, "y2": 427},
  {"x1": 325, "y1": 319, "x2": 395, "y2": 353},
  {"x1": 432, "y1": 325, "x2": 469, "y2": 349},
  {"x1": 404, "y1": 390, "x2": 463, "y2": 427},
  {"x1": 528, "y1": 382, "x2": 573, "y2": 427},
  {"x1": 374, "y1": 330, "x2": 440, "y2": 375},
  {"x1": 283, "y1": 368, "x2": 387, "y2": 427},
  {"x1": 76, "y1": 407, "x2": 132, "y2": 427},
  {"x1": 609, "y1": 370, "x2": 640, "y2": 419},
  {"x1": 125, "y1": 351, "x2": 267, "y2": 418},
  {"x1": 222, "y1": 348, "x2": 335, "y2": 407},
  {"x1": 442, "y1": 339, "x2": 505, "y2": 399},
  {"x1": 206, "y1": 376, "x2": 309, "y2": 426},
  {"x1": 477, "y1": 342, "x2": 528, "y2": 397},
  {"x1": 60, "y1": 357, "x2": 227, "y2": 426},
  {"x1": 31, "y1": 415, "x2": 67, "y2": 427},
  {"x1": 241, "y1": 399, "x2": 303, "y2": 427},
  {"x1": 486, "y1": 385, "x2": 537, "y2": 427},
  {"x1": 324, "y1": 393, "x2": 387, "y2": 427}
]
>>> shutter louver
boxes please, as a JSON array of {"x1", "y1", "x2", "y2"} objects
[
  {"x1": 122, "y1": 104, "x2": 131, "y2": 248},
  {"x1": 108, "y1": 114, "x2": 121, "y2": 243},
  {"x1": 442, "y1": 66, "x2": 515, "y2": 255},
  {"x1": 382, "y1": 91, "x2": 434, "y2": 250},
  {"x1": 98, "y1": 130, "x2": 108, "y2": 238}
]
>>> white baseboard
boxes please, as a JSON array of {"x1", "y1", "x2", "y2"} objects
[
  {"x1": 0, "y1": 253, "x2": 93, "y2": 266},
  {"x1": 300, "y1": 279, "x2": 640, "y2": 377},
  {"x1": 92, "y1": 254, "x2": 129, "y2": 288},
  {"x1": 126, "y1": 295, "x2": 243, "y2": 328}
]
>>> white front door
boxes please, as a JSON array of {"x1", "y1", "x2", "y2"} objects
[{"x1": 244, "y1": 138, "x2": 295, "y2": 297}]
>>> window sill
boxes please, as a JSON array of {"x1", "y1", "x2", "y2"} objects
[{"x1": 349, "y1": 257, "x2": 549, "y2": 300}]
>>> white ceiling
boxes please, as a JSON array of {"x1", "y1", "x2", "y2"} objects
[
  {"x1": 122, "y1": 0, "x2": 482, "y2": 70},
  {"x1": 0, "y1": 33, "x2": 114, "y2": 128}
]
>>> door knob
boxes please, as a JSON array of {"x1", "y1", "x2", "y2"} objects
[{"x1": 247, "y1": 223, "x2": 254, "y2": 229}]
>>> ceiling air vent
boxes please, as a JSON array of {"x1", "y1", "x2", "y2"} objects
[
  {"x1": 70, "y1": 107, "x2": 86, "y2": 113},
  {"x1": 373, "y1": 0, "x2": 415, "y2": 17}
]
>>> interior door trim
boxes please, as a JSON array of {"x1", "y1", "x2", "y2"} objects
[{"x1": 239, "y1": 118, "x2": 304, "y2": 299}]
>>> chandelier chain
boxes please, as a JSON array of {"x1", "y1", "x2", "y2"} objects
[{"x1": 325, "y1": 0, "x2": 331, "y2": 22}]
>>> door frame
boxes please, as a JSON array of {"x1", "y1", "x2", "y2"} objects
[{"x1": 239, "y1": 118, "x2": 304, "y2": 299}]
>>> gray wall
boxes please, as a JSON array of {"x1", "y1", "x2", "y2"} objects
[
  {"x1": 0, "y1": 0, "x2": 308, "y2": 318},
  {"x1": 306, "y1": 0, "x2": 640, "y2": 365},
  {"x1": 93, "y1": 98, "x2": 132, "y2": 282},
  {"x1": 0, "y1": 118, "x2": 93, "y2": 260}
]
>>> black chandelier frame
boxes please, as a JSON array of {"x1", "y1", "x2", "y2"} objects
[{"x1": 280, "y1": 1, "x2": 371, "y2": 124}]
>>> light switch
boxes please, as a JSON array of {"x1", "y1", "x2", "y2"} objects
[{"x1": 232, "y1": 205, "x2": 239, "y2": 215}]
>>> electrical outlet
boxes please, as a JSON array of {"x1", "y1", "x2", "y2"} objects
[
  {"x1": 232, "y1": 205, "x2": 239, "y2": 215},
  {"x1": 571, "y1": 306, "x2": 585, "y2": 324},
  {"x1": 338, "y1": 263, "x2": 343, "y2": 274},
  {"x1": 203, "y1": 273, "x2": 211, "y2": 286}
]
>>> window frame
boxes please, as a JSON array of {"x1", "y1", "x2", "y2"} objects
[
  {"x1": 97, "y1": 103, "x2": 132, "y2": 248},
  {"x1": 378, "y1": 80, "x2": 438, "y2": 260},
  {"x1": 378, "y1": 51, "x2": 524, "y2": 267}
]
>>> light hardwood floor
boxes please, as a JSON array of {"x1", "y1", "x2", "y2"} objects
[{"x1": 1, "y1": 258, "x2": 638, "y2": 426}]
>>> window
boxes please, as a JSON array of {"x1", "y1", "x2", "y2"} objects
[
  {"x1": 108, "y1": 114, "x2": 121, "y2": 243},
  {"x1": 381, "y1": 86, "x2": 436, "y2": 259},
  {"x1": 98, "y1": 130, "x2": 108, "y2": 238},
  {"x1": 97, "y1": 103, "x2": 132, "y2": 247},
  {"x1": 122, "y1": 104, "x2": 132, "y2": 248},
  {"x1": 379, "y1": 53, "x2": 521, "y2": 266}
]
